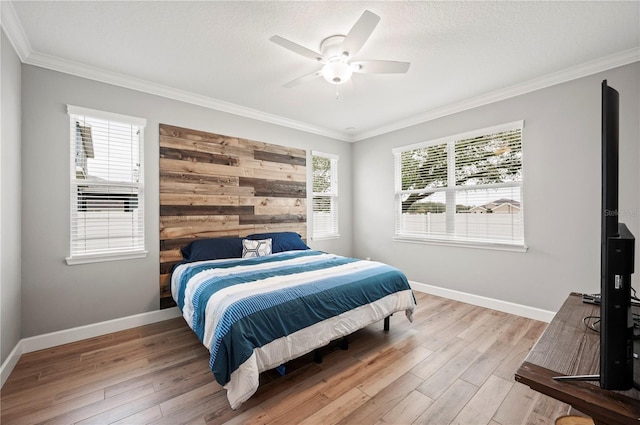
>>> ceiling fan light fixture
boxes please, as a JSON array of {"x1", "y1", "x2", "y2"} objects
[{"x1": 321, "y1": 59, "x2": 353, "y2": 84}]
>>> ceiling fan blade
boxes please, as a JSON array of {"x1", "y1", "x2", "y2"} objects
[
  {"x1": 282, "y1": 69, "x2": 323, "y2": 88},
  {"x1": 351, "y1": 60, "x2": 410, "y2": 74},
  {"x1": 270, "y1": 35, "x2": 324, "y2": 62},
  {"x1": 339, "y1": 10, "x2": 380, "y2": 59}
]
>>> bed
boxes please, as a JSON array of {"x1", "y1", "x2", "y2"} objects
[{"x1": 171, "y1": 232, "x2": 416, "y2": 409}]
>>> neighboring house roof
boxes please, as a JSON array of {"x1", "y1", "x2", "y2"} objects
[
  {"x1": 492, "y1": 203, "x2": 521, "y2": 213},
  {"x1": 470, "y1": 199, "x2": 521, "y2": 213},
  {"x1": 469, "y1": 206, "x2": 488, "y2": 213}
]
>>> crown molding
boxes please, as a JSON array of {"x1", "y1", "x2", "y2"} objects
[
  {"x1": 23, "y1": 51, "x2": 352, "y2": 141},
  {"x1": 1, "y1": 1, "x2": 31, "y2": 61},
  {"x1": 353, "y1": 48, "x2": 640, "y2": 141}
]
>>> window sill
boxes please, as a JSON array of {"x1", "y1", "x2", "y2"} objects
[
  {"x1": 393, "y1": 236, "x2": 528, "y2": 253},
  {"x1": 311, "y1": 234, "x2": 341, "y2": 241},
  {"x1": 65, "y1": 250, "x2": 148, "y2": 265}
]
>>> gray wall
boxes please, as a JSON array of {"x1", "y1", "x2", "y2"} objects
[
  {"x1": 353, "y1": 63, "x2": 640, "y2": 313},
  {"x1": 1, "y1": 30, "x2": 22, "y2": 364},
  {"x1": 20, "y1": 65, "x2": 352, "y2": 338}
]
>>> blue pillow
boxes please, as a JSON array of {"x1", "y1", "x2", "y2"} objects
[
  {"x1": 180, "y1": 237, "x2": 243, "y2": 262},
  {"x1": 246, "y1": 232, "x2": 309, "y2": 253}
]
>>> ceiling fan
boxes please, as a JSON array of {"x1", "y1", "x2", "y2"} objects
[{"x1": 270, "y1": 10, "x2": 410, "y2": 89}]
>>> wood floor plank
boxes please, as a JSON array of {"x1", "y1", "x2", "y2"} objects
[
  {"x1": 417, "y1": 346, "x2": 481, "y2": 400},
  {"x1": 410, "y1": 337, "x2": 469, "y2": 380},
  {"x1": 413, "y1": 378, "x2": 479, "y2": 425},
  {"x1": 450, "y1": 374, "x2": 513, "y2": 425},
  {"x1": 0, "y1": 292, "x2": 569, "y2": 425},
  {"x1": 492, "y1": 381, "x2": 541, "y2": 425},
  {"x1": 339, "y1": 373, "x2": 428, "y2": 425},
  {"x1": 297, "y1": 387, "x2": 370, "y2": 425},
  {"x1": 376, "y1": 389, "x2": 433, "y2": 425},
  {"x1": 357, "y1": 346, "x2": 433, "y2": 398},
  {"x1": 459, "y1": 340, "x2": 510, "y2": 387},
  {"x1": 111, "y1": 405, "x2": 163, "y2": 425}
]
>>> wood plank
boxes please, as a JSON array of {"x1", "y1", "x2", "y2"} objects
[
  {"x1": 159, "y1": 124, "x2": 240, "y2": 147},
  {"x1": 357, "y1": 346, "x2": 433, "y2": 398},
  {"x1": 160, "y1": 194, "x2": 240, "y2": 206},
  {"x1": 160, "y1": 146, "x2": 239, "y2": 166},
  {"x1": 416, "y1": 345, "x2": 481, "y2": 400},
  {"x1": 240, "y1": 138, "x2": 306, "y2": 158},
  {"x1": 160, "y1": 158, "x2": 254, "y2": 179},
  {"x1": 449, "y1": 374, "x2": 513, "y2": 425},
  {"x1": 336, "y1": 372, "x2": 425, "y2": 425},
  {"x1": 492, "y1": 381, "x2": 541, "y2": 425},
  {"x1": 252, "y1": 168, "x2": 307, "y2": 183},
  {"x1": 413, "y1": 378, "x2": 479, "y2": 425},
  {"x1": 239, "y1": 177, "x2": 306, "y2": 196},
  {"x1": 160, "y1": 170, "x2": 238, "y2": 186},
  {"x1": 240, "y1": 196, "x2": 306, "y2": 207},
  {"x1": 239, "y1": 214, "x2": 306, "y2": 225},
  {"x1": 160, "y1": 205, "x2": 253, "y2": 217},
  {"x1": 160, "y1": 181, "x2": 254, "y2": 196},
  {"x1": 297, "y1": 387, "x2": 370, "y2": 425},
  {"x1": 160, "y1": 218, "x2": 242, "y2": 239},
  {"x1": 374, "y1": 389, "x2": 432, "y2": 425},
  {"x1": 238, "y1": 157, "x2": 306, "y2": 176},
  {"x1": 254, "y1": 150, "x2": 306, "y2": 166},
  {"x1": 254, "y1": 204, "x2": 307, "y2": 215}
]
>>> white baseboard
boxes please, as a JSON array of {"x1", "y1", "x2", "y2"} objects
[
  {"x1": 1, "y1": 307, "x2": 181, "y2": 388},
  {"x1": 0, "y1": 341, "x2": 24, "y2": 388},
  {"x1": 409, "y1": 281, "x2": 556, "y2": 323}
]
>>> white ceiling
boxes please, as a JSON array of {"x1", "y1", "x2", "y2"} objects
[{"x1": 3, "y1": 1, "x2": 639, "y2": 141}]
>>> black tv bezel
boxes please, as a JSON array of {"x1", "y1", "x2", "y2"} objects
[{"x1": 599, "y1": 79, "x2": 635, "y2": 390}]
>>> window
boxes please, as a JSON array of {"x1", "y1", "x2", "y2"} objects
[
  {"x1": 312, "y1": 151, "x2": 339, "y2": 239},
  {"x1": 393, "y1": 121, "x2": 525, "y2": 249},
  {"x1": 66, "y1": 105, "x2": 147, "y2": 264}
]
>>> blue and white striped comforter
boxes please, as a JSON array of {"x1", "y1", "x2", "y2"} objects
[{"x1": 171, "y1": 250, "x2": 416, "y2": 408}]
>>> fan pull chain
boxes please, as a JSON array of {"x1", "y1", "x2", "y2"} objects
[{"x1": 335, "y1": 85, "x2": 340, "y2": 99}]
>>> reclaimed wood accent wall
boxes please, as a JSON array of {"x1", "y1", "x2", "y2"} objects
[{"x1": 159, "y1": 124, "x2": 307, "y2": 308}]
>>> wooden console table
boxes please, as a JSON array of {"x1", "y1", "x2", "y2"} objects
[{"x1": 516, "y1": 293, "x2": 640, "y2": 425}]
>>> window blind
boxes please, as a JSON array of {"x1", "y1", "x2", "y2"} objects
[
  {"x1": 66, "y1": 105, "x2": 146, "y2": 264},
  {"x1": 312, "y1": 151, "x2": 339, "y2": 239},
  {"x1": 393, "y1": 121, "x2": 524, "y2": 247}
]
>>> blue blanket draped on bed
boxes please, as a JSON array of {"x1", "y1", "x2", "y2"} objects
[{"x1": 173, "y1": 250, "x2": 414, "y2": 387}]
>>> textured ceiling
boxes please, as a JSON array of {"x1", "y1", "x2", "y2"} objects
[{"x1": 4, "y1": 1, "x2": 640, "y2": 141}]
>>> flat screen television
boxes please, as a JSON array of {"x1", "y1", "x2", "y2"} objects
[
  {"x1": 599, "y1": 79, "x2": 635, "y2": 390},
  {"x1": 554, "y1": 80, "x2": 636, "y2": 390}
]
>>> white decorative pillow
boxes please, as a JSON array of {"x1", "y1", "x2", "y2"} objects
[{"x1": 242, "y1": 238, "x2": 272, "y2": 258}]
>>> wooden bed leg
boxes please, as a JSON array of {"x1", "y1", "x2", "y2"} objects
[
  {"x1": 384, "y1": 316, "x2": 390, "y2": 332},
  {"x1": 314, "y1": 349, "x2": 323, "y2": 364},
  {"x1": 340, "y1": 336, "x2": 349, "y2": 350}
]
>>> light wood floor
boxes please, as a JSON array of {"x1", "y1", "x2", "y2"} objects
[{"x1": 1, "y1": 292, "x2": 571, "y2": 425}]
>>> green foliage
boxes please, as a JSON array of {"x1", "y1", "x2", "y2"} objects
[
  {"x1": 400, "y1": 129, "x2": 521, "y2": 212},
  {"x1": 407, "y1": 202, "x2": 472, "y2": 214},
  {"x1": 312, "y1": 156, "x2": 332, "y2": 193},
  {"x1": 400, "y1": 144, "x2": 447, "y2": 191}
]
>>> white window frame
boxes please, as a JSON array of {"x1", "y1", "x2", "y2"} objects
[
  {"x1": 393, "y1": 121, "x2": 526, "y2": 252},
  {"x1": 311, "y1": 151, "x2": 340, "y2": 240},
  {"x1": 66, "y1": 105, "x2": 147, "y2": 265}
]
